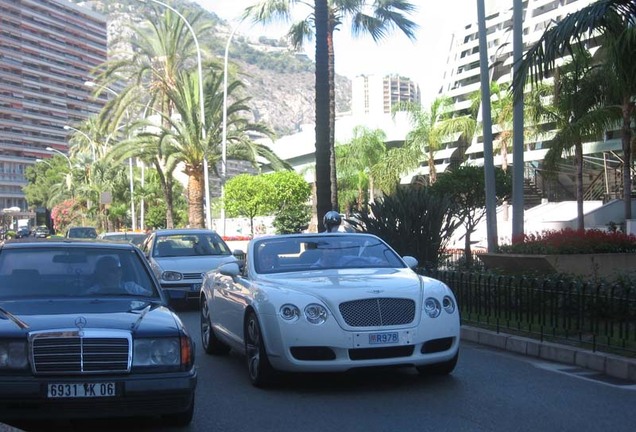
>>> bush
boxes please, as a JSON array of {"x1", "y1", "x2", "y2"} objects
[
  {"x1": 349, "y1": 187, "x2": 460, "y2": 269},
  {"x1": 498, "y1": 228, "x2": 636, "y2": 254}
]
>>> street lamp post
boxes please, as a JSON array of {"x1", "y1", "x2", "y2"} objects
[
  {"x1": 139, "y1": 0, "x2": 211, "y2": 230},
  {"x1": 221, "y1": 22, "x2": 242, "y2": 237},
  {"x1": 63, "y1": 125, "x2": 96, "y2": 160},
  {"x1": 85, "y1": 81, "x2": 137, "y2": 231},
  {"x1": 45, "y1": 146, "x2": 72, "y2": 169},
  {"x1": 46, "y1": 147, "x2": 74, "y2": 196}
]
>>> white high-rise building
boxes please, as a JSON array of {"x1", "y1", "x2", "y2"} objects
[{"x1": 414, "y1": 0, "x2": 623, "y2": 202}]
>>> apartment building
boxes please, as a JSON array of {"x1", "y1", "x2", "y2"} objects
[
  {"x1": 0, "y1": 0, "x2": 107, "y2": 222},
  {"x1": 426, "y1": 0, "x2": 621, "y2": 201},
  {"x1": 352, "y1": 74, "x2": 421, "y2": 118}
]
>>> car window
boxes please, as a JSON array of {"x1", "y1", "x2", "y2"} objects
[
  {"x1": 253, "y1": 235, "x2": 405, "y2": 274},
  {"x1": 67, "y1": 227, "x2": 98, "y2": 239},
  {"x1": 0, "y1": 247, "x2": 160, "y2": 299},
  {"x1": 154, "y1": 233, "x2": 232, "y2": 257}
]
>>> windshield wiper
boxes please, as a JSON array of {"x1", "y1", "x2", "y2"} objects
[{"x1": 0, "y1": 305, "x2": 29, "y2": 330}]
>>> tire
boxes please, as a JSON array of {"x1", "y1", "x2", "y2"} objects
[
  {"x1": 200, "y1": 297, "x2": 231, "y2": 355},
  {"x1": 162, "y1": 395, "x2": 194, "y2": 427},
  {"x1": 416, "y1": 352, "x2": 459, "y2": 376},
  {"x1": 245, "y1": 311, "x2": 275, "y2": 387}
]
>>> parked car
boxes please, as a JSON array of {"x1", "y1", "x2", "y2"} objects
[
  {"x1": 33, "y1": 225, "x2": 50, "y2": 238},
  {"x1": 141, "y1": 228, "x2": 240, "y2": 305},
  {"x1": 200, "y1": 232, "x2": 460, "y2": 387},
  {"x1": 0, "y1": 238, "x2": 197, "y2": 424},
  {"x1": 99, "y1": 231, "x2": 147, "y2": 247},
  {"x1": 15, "y1": 227, "x2": 30, "y2": 239},
  {"x1": 65, "y1": 226, "x2": 98, "y2": 239}
]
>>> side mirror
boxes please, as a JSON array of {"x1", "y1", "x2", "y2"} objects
[
  {"x1": 219, "y1": 262, "x2": 240, "y2": 277},
  {"x1": 402, "y1": 256, "x2": 418, "y2": 269}
]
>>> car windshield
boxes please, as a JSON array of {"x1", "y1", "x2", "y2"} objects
[
  {"x1": 0, "y1": 247, "x2": 160, "y2": 299},
  {"x1": 102, "y1": 233, "x2": 146, "y2": 246},
  {"x1": 253, "y1": 234, "x2": 406, "y2": 274},
  {"x1": 68, "y1": 227, "x2": 97, "y2": 238},
  {"x1": 153, "y1": 233, "x2": 232, "y2": 258}
]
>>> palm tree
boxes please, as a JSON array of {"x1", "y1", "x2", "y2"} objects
[
  {"x1": 396, "y1": 97, "x2": 475, "y2": 185},
  {"x1": 514, "y1": 0, "x2": 636, "y2": 221},
  {"x1": 245, "y1": 0, "x2": 418, "y2": 229},
  {"x1": 158, "y1": 69, "x2": 284, "y2": 227},
  {"x1": 335, "y1": 126, "x2": 387, "y2": 212},
  {"x1": 94, "y1": 6, "x2": 211, "y2": 228},
  {"x1": 537, "y1": 50, "x2": 610, "y2": 231}
]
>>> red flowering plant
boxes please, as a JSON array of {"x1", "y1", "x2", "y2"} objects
[
  {"x1": 222, "y1": 235, "x2": 252, "y2": 242},
  {"x1": 50, "y1": 199, "x2": 81, "y2": 234},
  {"x1": 498, "y1": 228, "x2": 636, "y2": 254}
]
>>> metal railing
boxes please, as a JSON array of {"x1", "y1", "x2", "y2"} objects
[{"x1": 425, "y1": 269, "x2": 636, "y2": 358}]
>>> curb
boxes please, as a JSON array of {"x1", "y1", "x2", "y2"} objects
[{"x1": 461, "y1": 325, "x2": 636, "y2": 383}]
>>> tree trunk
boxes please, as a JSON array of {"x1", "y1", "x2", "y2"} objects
[
  {"x1": 428, "y1": 149, "x2": 436, "y2": 184},
  {"x1": 154, "y1": 159, "x2": 175, "y2": 229},
  {"x1": 621, "y1": 99, "x2": 632, "y2": 221},
  {"x1": 327, "y1": 11, "x2": 338, "y2": 212},
  {"x1": 186, "y1": 164, "x2": 205, "y2": 228},
  {"x1": 575, "y1": 141, "x2": 584, "y2": 230},
  {"x1": 314, "y1": 0, "x2": 331, "y2": 232}
]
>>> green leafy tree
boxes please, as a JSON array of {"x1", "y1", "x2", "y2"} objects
[
  {"x1": 264, "y1": 170, "x2": 312, "y2": 234},
  {"x1": 431, "y1": 165, "x2": 512, "y2": 266},
  {"x1": 245, "y1": 0, "x2": 418, "y2": 229},
  {"x1": 514, "y1": 0, "x2": 636, "y2": 220},
  {"x1": 224, "y1": 174, "x2": 274, "y2": 235}
]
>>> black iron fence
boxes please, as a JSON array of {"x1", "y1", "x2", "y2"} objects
[{"x1": 425, "y1": 269, "x2": 636, "y2": 358}]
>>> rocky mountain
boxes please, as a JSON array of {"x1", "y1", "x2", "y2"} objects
[{"x1": 74, "y1": 0, "x2": 352, "y2": 137}]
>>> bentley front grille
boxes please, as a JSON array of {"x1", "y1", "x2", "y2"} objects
[
  {"x1": 30, "y1": 330, "x2": 131, "y2": 375},
  {"x1": 339, "y1": 298, "x2": 415, "y2": 327}
]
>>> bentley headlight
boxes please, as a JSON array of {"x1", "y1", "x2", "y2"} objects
[
  {"x1": 133, "y1": 338, "x2": 181, "y2": 366},
  {"x1": 161, "y1": 271, "x2": 183, "y2": 281},
  {"x1": 424, "y1": 297, "x2": 441, "y2": 318},
  {"x1": 304, "y1": 304, "x2": 328, "y2": 325},
  {"x1": 443, "y1": 296, "x2": 456, "y2": 314},
  {"x1": 279, "y1": 304, "x2": 300, "y2": 322},
  {"x1": 0, "y1": 341, "x2": 28, "y2": 369}
]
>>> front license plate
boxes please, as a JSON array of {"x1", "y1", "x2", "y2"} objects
[
  {"x1": 369, "y1": 332, "x2": 399, "y2": 345},
  {"x1": 191, "y1": 283, "x2": 202, "y2": 291},
  {"x1": 47, "y1": 382, "x2": 116, "y2": 398}
]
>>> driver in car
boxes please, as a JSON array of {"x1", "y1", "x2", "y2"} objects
[{"x1": 87, "y1": 256, "x2": 151, "y2": 295}]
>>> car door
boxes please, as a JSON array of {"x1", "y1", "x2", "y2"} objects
[{"x1": 211, "y1": 264, "x2": 252, "y2": 345}]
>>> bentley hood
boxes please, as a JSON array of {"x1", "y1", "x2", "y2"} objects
[{"x1": 260, "y1": 268, "x2": 451, "y2": 304}]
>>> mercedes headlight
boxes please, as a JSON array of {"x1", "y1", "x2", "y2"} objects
[
  {"x1": 133, "y1": 338, "x2": 180, "y2": 367},
  {"x1": 0, "y1": 341, "x2": 28, "y2": 369}
]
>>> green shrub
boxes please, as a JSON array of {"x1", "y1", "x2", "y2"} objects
[
  {"x1": 499, "y1": 228, "x2": 636, "y2": 254},
  {"x1": 349, "y1": 187, "x2": 460, "y2": 269}
]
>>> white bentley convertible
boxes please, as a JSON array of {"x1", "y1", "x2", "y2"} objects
[{"x1": 199, "y1": 233, "x2": 460, "y2": 387}]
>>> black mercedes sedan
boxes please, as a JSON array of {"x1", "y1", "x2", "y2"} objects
[{"x1": 0, "y1": 239, "x2": 197, "y2": 425}]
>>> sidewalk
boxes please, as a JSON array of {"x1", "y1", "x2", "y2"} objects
[{"x1": 462, "y1": 325, "x2": 636, "y2": 383}]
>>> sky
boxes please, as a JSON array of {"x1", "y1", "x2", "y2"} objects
[{"x1": 195, "y1": 0, "x2": 479, "y2": 105}]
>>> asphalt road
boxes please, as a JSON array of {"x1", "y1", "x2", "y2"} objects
[{"x1": 6, "y1": 308, "x2": 636, "y2": 432}]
